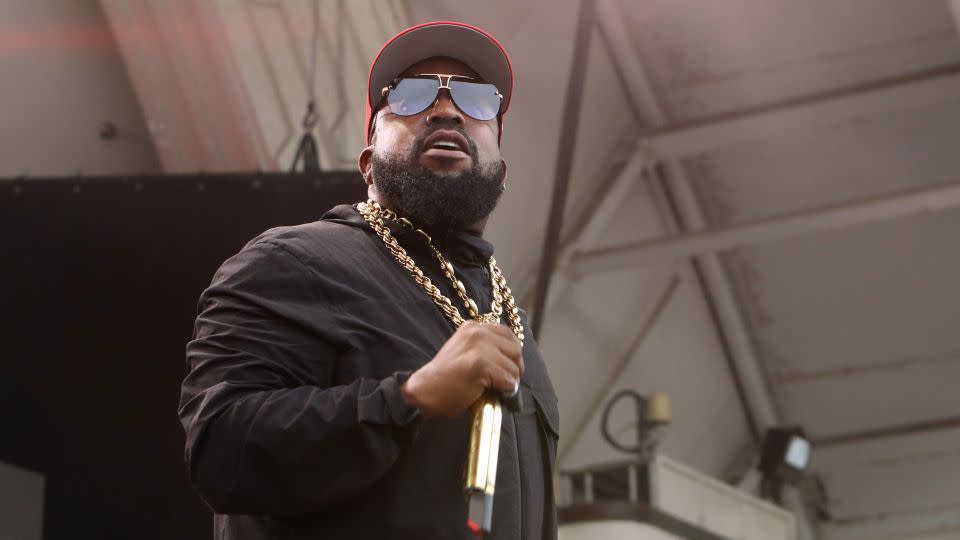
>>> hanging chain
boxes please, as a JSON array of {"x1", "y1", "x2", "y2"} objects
[{"x1": 356, "y1": 200, "x2": 524, "y2": 346}]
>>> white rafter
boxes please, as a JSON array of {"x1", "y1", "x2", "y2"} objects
[
  {"x1": 572, "y1": 180, "x2": 960, "y2": 273},
  {"x1": 636, "y1": 64, "x2": 960, "y2": 163}
]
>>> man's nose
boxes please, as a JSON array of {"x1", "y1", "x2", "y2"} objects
[{"x1": 426, "y1": 90, "x2": 464, "y2": 127}]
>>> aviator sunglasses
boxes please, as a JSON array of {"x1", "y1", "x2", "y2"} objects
[{"x1": 379, "y1": 74, "x2": 504, "y2": 122}]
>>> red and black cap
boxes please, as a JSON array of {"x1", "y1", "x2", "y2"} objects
[{"x1": 365, "y1": 21, "x2": 514, "y2": 145}]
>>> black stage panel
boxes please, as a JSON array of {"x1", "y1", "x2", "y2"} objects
[{"x1": 0, "y1": 172, "x2": 366, "y2": 539}]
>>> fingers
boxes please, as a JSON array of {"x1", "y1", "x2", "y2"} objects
[
  {"x1": 494, "y1": 334, "x2": 524, "y2": 376},
  {"x1": 483, "y1": 342, "x2": 520, "y2": 389},
  {"x1": 488, "y1": 361, "x2": 520, "y2": 394},
  {"x1": 455, "y1": 320, "x2": 525, "y2": 393},
  {"x1": 464, "y1": 321, "x2": 524, "y2": 376},
  {"x1": 494, "y1": 325, "x2": 523, "y2": 376}
]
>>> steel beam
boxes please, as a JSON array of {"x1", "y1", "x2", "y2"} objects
[
  {"x1": 530, "y1": 0, "x2": 597, "y2": 337},
  {"x1": 572, "y1": 180, "x2": 960, "y2": 273},
  {"x1": 556, "y1": 273, "x2": 680, "y2": 465},
  {"x1": 636, "y1": 62, "x2": 960, "y2": 162},
  {"x1": 517, "y1": 147, "x2": 650, "y2": 311}
]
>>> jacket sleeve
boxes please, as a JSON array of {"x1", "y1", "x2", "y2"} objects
[{"x1": 178, "y1": 240, "x2": 421, "y2": 516}]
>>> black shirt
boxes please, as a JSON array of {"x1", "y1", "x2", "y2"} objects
[{"x1": 179, "y1": 204, "x2": 560, "y2": 539}]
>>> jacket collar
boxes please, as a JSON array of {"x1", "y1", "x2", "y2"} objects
[{"x1": 322, "y1": 204, "x2": 495, "y2": 265}]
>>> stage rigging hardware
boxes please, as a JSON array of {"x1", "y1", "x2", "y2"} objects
[{"x1": 290, "y1": 0, "x2": 321, "y2": 172}]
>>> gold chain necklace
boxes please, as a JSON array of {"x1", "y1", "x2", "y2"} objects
[{"x1": 356, "y1": 200, "x2": 524, "y2": 346}]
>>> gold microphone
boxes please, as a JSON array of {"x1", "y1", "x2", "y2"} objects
[{"x1": 465, "y1": 383, "x2": 519, "y2": 536}]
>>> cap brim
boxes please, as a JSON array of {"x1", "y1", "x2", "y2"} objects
[{"x1": 368, "y1": 22, "x2": 513, "y2": 115}]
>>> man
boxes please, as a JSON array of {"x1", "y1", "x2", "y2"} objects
[{"x1": 179, "y1": 21, "x2": 559, "y2": 540}]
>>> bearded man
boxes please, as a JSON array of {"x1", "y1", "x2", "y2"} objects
[{"x1": 179, "y1": 21, "x2": 559, "y2": 540}]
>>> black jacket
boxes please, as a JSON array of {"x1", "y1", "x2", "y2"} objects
[{"x1": 179, "y1": 205, "x2": 559, "y2": 539}]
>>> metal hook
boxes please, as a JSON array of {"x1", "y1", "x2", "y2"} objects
[{"x1": 302, "y1": 100, "x2": 318, "y2": 131}]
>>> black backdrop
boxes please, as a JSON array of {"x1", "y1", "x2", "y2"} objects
[{"x1": 0, "y1": 172, "x2": 365, "y2": 539}]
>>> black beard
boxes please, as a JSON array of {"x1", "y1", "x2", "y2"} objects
[{"x1": 369, "y1": 142, "x2": 504, "y2": 228}]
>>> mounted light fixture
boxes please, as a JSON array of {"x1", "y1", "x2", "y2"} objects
[
  {"x1": 759, "y1": 426, "x2": 812, "y2": 484},
  {"x1": 756, "y1": 426, "x2": 812, "y2": 503}
]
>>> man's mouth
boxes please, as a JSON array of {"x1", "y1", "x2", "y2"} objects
[{"x1": 422, "y1": 130, "x2": 470, "y2": 160}]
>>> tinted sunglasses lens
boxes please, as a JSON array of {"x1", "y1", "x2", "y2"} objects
[
  {"x1": 449, "y1": 81, "x2": 501, "y2": 121},
  {"x1": 386, "y1": 78, "x2": 439, "y2": 116}
]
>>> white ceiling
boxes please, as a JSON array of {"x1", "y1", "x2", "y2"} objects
[
  {"x1": 622, "y1": 0, "x2": 960, "y2": 439},
  {"x1": 10, "y1": 0, "x2": 960, "y2": 538}
]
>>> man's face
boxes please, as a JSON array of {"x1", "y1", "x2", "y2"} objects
[{"x1": 360, "y1": 56, "x2": 506, "y2": 228}]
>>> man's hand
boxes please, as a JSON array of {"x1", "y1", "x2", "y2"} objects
[{"x1": 401, "y1": 321, "x2": 524, "y2": 418}]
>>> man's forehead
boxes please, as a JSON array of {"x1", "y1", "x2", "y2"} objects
[{"x1": 399, "y1": 56, "x2": 482, "y2": 79}]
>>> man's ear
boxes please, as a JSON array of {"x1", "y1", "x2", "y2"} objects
[
  {"x1": 499, "y1": 159, "x2": 508, "y2": 186},
  {"x1": 358, "y1": 146, "x2": 374, "y2": 186}
]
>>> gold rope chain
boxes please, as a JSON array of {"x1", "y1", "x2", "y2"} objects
[{"x1": 356, "y1": 200, "x2": 524, "y2": 347}]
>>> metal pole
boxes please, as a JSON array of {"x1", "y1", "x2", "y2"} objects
[
  {"x1": 530, "y1": 0, "x2": 597, "y2": 337},
  {"x1": 572, "y1": 179, "x2": 960, "y2": 272}
]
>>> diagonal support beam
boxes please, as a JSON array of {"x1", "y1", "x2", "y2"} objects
[
  {"x1": 517, "y1": 146, "x2": 650, "y2": 312},
  {"x1": 530, "y1": 0, "x2": 597, "y2": 337},
  {"x1": 572, "y1": 180, "x2": 960, "y2": 273},
  {"x1": 557, "y1": 273, "x2": 680, "y2": 465},
  {"x1": 635, "y1": 62, "x2": 960, "y2": 162}
]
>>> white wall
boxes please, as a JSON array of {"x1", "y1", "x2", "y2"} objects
[{"x1": 0, "y1": 0, "x2": 159, "y2": 177}]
